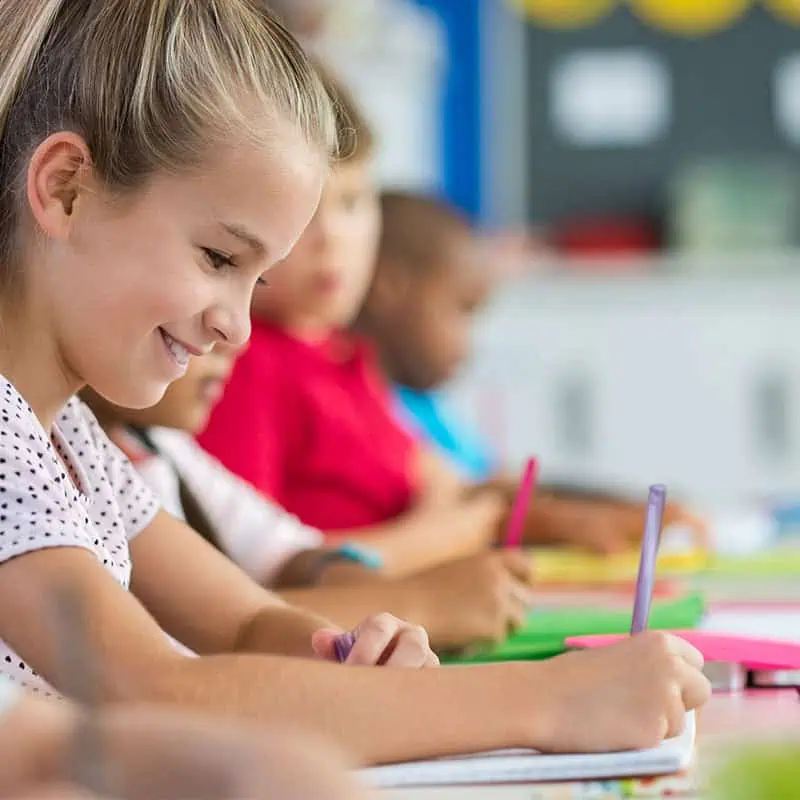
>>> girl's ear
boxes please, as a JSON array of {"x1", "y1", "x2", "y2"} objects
[{"x1": 26, "y1": 131, "x2": 93, "y2": 239}]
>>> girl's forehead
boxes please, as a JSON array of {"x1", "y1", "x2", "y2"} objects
[{"x1": 131, "y1": 137, "x2": 324, "y2": 251}]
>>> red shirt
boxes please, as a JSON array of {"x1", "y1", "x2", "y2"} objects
[{"x1": 197, "y1": 320, "x2": 417, "y2": 533}]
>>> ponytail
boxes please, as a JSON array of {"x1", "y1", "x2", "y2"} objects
[{"x1": 0, "y1": 1, "x2": 63, "y2": 137}]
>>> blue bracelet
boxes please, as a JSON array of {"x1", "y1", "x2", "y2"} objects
[
  {"x1": 335, "y1": 542, "x2": 384, "y2": 570},
  {"x1": 307, "y1": 542, "x2": 384, "y2": 584}
]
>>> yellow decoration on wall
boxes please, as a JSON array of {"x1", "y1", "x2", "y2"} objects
[
  {"x1": 628, "y1": 0, "x2": 752, "y2": 35},
  {"x1": 764, "y1": 0, "x2": 800, "y2": 25},
  {"x1": 508, "y1": 0, "x2": 617, "y2": 30}
]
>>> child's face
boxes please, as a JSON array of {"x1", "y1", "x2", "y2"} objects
[
  {"x1": 37, "y1": 132, "x2": 322, "y2": 410},
  {"x1": 250, "y1": 158, "x2": 380, "y2": 335},
  {"x1": 388, "y1": 235, "x2": 489, "y2": 390},
  {"x1": 120, "y1": 344, "x2": 240, "y2": 434}
]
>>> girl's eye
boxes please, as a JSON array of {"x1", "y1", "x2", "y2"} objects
[{"x1": 202, "y1": 248, "x2": 234, "y2": 271}]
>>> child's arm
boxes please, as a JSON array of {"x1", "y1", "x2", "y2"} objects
[
  {"x1": 477, "y1": 474, "x2": 708, "y2": 553},
  {"x1": 280, "y1": 550, "x2": 534, "y2": 650},
  {"x1": 418, "y1": 446, "x2": 707, "y2": 554},
  {"x1": 0, "y1": 544, "x2": 710, "y2": 764},
  {"x1": 327, "y1": 492, "x2": 505, "y2": 578}
]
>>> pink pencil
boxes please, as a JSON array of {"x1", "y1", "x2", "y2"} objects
[{"x1": 503, "y1": 457, "x2": 538, "y2": 549}]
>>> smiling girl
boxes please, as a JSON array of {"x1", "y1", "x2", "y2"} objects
[{"x1": 0, "y1": 0, "x2": 709, "y2": 767}]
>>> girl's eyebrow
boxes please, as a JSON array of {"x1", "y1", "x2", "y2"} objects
[{"x1": 220, "y1": 223, "x2": 266, "y2": 255}]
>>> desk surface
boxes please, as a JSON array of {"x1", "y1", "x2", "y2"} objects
[{"x1": 383, "y1": 690, "x2": 799, "y2": 799}]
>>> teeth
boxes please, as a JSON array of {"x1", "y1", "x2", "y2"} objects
[{"x1": 163, "y1": 332, "x2": 190, "y2": 367}]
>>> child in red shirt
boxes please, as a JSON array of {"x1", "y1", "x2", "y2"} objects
[
  {"x1": 198, "y1": 67, "x2": 699, "y2": 576},
  {"x1": 198, "y1": 68, "x2": 508, "y2": 577}
]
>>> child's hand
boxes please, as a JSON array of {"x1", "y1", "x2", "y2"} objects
[
  {"x1": 410, "y1": 551, "x2": 534, "y2": 649},
  {"x1": 533, "y1": 631, "x2": 711, "y2": 753},
  {"x1": 534, "y1": 497, "x2": 708, "y2": 554},
  {"x1": 311, "y1": 614, "x2": 440, "y2": 668}
]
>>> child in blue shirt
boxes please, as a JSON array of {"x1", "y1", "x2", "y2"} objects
[
  {"x1": 358, "y1": 192, "x2": 707, "y2": 551},
  {"x1": 394, "y1": 383, "x2": 495, "y2": 482}
]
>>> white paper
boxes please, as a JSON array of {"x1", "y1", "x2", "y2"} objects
[
  {"x1": 361, "y1": 712, "x2": 695, "y2": 788},
  {"x1": 774, "y1": 54, "x2": 800, "y2": 145},
  {"x1": 701, "y1": 609, "x2": 800, "y2": 643},
  {"x1": 550, "y1": 49, "x2": 670, "y2": 147}
]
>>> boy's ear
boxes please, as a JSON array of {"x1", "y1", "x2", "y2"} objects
[{"x1": 370, "y1": 258, "x2": 412, "y2": 315}]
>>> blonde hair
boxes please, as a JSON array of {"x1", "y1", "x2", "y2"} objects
[
  {"x1": 314, "y1": 62, "x2": 375, "y2": 164},
  {"x1": 0, "y1": 0, "x2": 337, "y2": 285}
]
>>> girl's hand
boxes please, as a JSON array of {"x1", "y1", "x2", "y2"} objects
[
  {"x1": 531, "y1": 631, "x2": 711, "y2": 753},
  {"x1": 311, "y1": 614, "x2": 439, "y2": 668}
]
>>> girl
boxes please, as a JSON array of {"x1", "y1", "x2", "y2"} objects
[
  {"x1": 83, "y1": 347, "x2": 535, "y2": 650},
  {"x1": 0, "y1": 0, "x2": 709, "y2": 766}
]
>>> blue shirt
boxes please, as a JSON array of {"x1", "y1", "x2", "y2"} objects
[{"x1": 395, "y1": 386, "x2": 496, "y2": 482}]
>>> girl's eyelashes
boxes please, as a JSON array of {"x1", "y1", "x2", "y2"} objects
[
  {"x1": 201, "y1": 246, "x2": 268, "y2": 287},
  {"x1": 202, "y1": 247, "x2": 235, "y2": 271}
]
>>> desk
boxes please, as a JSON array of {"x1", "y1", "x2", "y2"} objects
[{"x1": 383, "y1": 690, "x2": 799, "y2": 799}]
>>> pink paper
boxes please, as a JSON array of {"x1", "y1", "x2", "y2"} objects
[{"x1": 565, "y1": 631, "x2": 800, "y2": 670}]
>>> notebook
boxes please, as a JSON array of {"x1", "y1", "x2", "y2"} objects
[{"x1": 361, "y1": 712, "x2": 695, "y2": 789}]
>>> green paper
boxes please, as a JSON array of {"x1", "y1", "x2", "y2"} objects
[{"x1": 442, "y1": 592, "x2": 705, "y2": 665}]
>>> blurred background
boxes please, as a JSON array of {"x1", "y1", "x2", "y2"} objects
[{"x1": 274, "y1": 0, "x2": 800, "y2": 535}]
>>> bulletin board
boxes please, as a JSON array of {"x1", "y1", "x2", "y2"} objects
[{"x1": 523, "y1": 5, "x2": 800, "y2": 226}]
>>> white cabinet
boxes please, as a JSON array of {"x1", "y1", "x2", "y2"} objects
[{"x1": 448, "y1": 266, "x2": 800, "y2": 505}]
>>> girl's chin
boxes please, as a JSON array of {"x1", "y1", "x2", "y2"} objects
[{"x1": 99, "y1": 381, "x2": 170, "y2": 413}]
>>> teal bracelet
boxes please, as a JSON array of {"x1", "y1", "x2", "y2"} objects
[
  {"x1": 307, "y1": 542, "x2": 383, "y2": 584},
  {"x1": 335, "y1": 542, "x2": 383, "y2": 570}
]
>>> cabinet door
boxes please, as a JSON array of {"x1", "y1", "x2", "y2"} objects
[{"x1": 448, "y1": 280, "x2": 800, "y2": 505}]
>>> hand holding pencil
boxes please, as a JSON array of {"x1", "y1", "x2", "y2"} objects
[{"x1": 530, "y1": 485, "x2": 710, "y2": 753}]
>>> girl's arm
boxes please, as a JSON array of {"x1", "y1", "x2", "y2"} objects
[
  {"x1": 126, "y1": 511, "x2": 435, "y2": 665},
  {"x1": 0, "y1": 539, "x2": 710, "y2": 764},
  {"x1": 0, "y1": 539, "x2": 522, "y2": 763}
]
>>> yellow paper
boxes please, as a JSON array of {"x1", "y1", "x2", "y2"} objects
[{"x1": 529, "y1": 547, "x2": 709, "y2": 584}]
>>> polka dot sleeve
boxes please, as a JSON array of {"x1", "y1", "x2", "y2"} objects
[
  {"x1": 78, "y1": 401, "x2": 160, "y2": 541},
  {"x1": 0, "y1": 385, "x2": 97, "y2": 566}
]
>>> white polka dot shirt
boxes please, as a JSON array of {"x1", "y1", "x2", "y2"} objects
[{"x1": 0, "y1": 376, "x2": 160, "y2": 695}]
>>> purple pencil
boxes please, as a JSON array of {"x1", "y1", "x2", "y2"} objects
[
  {"x1": 333, "y1": 630, "x2": 357, "y2": 663},
  {"x1": 631, "y1": 484, "x2": 667, "y2": 635}
]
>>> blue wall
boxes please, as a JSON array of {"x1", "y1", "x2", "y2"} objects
[{"x1": 412, "y1": 0, "x2": 483, "y2": 219}]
